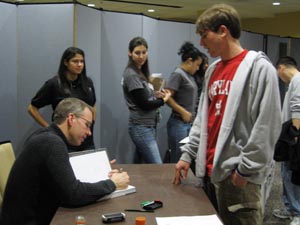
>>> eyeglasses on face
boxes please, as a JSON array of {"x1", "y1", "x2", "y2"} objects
[{"x1": 76, "y1": 115, "x2": 92, "y2": 129}]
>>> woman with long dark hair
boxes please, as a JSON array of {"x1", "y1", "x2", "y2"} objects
[
  {"x1": 122, "y1": 37, "x2": 171, "y2": 163},
  {"x1": 28, "y1": 47, "x2": 96, "y2": 152}
]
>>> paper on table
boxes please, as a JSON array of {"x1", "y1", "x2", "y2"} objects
[
  {"x1": 179, "y1": 136, "x2": 189, "y2": 144},
  {"x1": 69, "y1": 150, "x2": 136, "y2": 200},
  {"x1": 156, "y1": 215, "x2": 223, "y2": 225}
]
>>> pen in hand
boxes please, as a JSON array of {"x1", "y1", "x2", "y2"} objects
[{"x1": 109, "y1": 168, "x2": 123, "y2": 176}]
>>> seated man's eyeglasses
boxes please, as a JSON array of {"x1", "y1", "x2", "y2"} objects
[{"x1": 76, "y1": 116, "x2": 92, "y2": 129}]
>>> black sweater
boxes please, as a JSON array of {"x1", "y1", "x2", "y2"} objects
[
  {"x1": 0, "y1": 124, "x2": 116, "y2": 225},
  {"x1": 274, "y1": 120, "x2": 300, "y2": 185}
]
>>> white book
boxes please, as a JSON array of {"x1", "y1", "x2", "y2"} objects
[
  {"x1": 149, "y1": 73, "x2": 165, "y2": 91},
  {"x1": 69, "y1": 150, "x2": 136, "y2": 201}
]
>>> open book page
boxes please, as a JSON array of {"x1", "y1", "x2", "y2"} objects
[
  {"x1": 156, "y1": 215, "x2": 223, "y2": 225},
  {"x1": 69, "y1": 151, "x2": 111, "y2": 182},
  {"x1": 69, "y1": 150, "x2": 136, "y2": 200}
]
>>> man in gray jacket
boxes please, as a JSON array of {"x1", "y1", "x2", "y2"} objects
[
  {"x1": 273, "y1": 56, "x2": 300, "y2": 225},
  {"x1": 173, "y1": 4, "x2": 282, "y2": 225}
]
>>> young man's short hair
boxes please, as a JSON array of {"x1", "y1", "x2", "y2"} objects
[
  {"x1": 276, "y1": 56, "x2": 298, "y2": 68},
  {"x1": 196, "y1": 4, "x2": 241, "y2": 39}
]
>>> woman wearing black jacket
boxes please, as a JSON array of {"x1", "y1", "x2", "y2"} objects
[{"x1": 28, "y1": 47, "x2": 96, "y2": 152}]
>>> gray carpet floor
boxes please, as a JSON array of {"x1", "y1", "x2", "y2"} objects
[{"x1": 263, "y1": 162, "x2": 290, "y2": 225}]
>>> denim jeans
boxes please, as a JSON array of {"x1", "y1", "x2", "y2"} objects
[
  {"x1": 281, "y1": 161, "x2": 300, "y2": 216},
  {"x1": 128, "y1": 124, "x2": 162, "y2": 164},
  {"x1": 215, "y1": 177, "x2": 262, "y2": 225},
  {"x1": 167, "y1": 117, "x2": 192, "y2": 163}
]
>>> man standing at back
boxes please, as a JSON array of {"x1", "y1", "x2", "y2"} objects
[
  {"x1": 273, "y1": 56, "x2": 300, "y2": 225},
  {"x1": 174, "y1": 4, "x2": 282, "y2": 225}
]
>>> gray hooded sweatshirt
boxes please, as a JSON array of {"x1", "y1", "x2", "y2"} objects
[{"x1": 180, "y1": 51, "x2": 282, "y2": 184}]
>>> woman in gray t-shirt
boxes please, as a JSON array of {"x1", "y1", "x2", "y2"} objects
[
  {"x1": 122, "y1": 37, "x2": 171, "y2": 163},
  {"x1": 165, "y1": 42, "x2": 203, "y2": 163}
]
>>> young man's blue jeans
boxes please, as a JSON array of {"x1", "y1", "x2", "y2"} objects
[
  {"x1": 128, "y1": 124, "x2": 162, "y2": 164},
  {"x1": 281, "y1": 161, "x2": 300, "y2": 216},
  {"x1": 167, "y1": 117, "x2": 192, "y2": 163}
]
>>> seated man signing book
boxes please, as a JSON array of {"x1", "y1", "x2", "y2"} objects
[{"x1": 0, "y1": 98, "x2": 130, "y2": 225}]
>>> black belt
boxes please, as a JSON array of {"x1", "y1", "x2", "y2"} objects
[
  {"x1": 170, "y1": 114, "x2": 182, "y2": 120},
  {"x1": 170, "y1": 113, "x2": 194, "y2": 124}
]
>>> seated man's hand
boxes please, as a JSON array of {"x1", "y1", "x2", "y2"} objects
[
  {"x1": 110, "y1": 159, "x2": 117, "y2": 164},
  {"x1": 110, "y1": 172, "x2": 130, "y2": 190}
]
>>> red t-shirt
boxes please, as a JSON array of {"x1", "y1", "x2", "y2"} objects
[{"x1": 206, "y1": 50, "x2": 248, "y2": 176}]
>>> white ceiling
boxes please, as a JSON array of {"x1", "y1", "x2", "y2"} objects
[{"x1": 3, "y1": 0, "x2": 300, "y2": 37}]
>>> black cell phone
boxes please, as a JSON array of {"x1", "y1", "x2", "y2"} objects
[
  {"x1": 142, "y1": 200, "x2": 163, "y2": 210},
  {"x1": 102, "y1": 212, "x2": 126, "y2": 223}
]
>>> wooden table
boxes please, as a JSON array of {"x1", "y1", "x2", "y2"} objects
[{"x1": 51, "y1": 164, "x2": 217, "y2": 225}]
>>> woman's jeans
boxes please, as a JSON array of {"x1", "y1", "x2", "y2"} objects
[
  {"x1": 281, "y1": 161, "x2": 300, "y2": 216},
  {"x1": 167, "y1": 116, "x2": 192, "y2": 163},
  {"x1": 128, "y1": 124, "x2": 162, "y2": 164}
]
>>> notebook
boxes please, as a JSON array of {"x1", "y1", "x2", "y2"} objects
[{"x1": 69, "y1": 149, "x2": 136, "y2": 201}]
